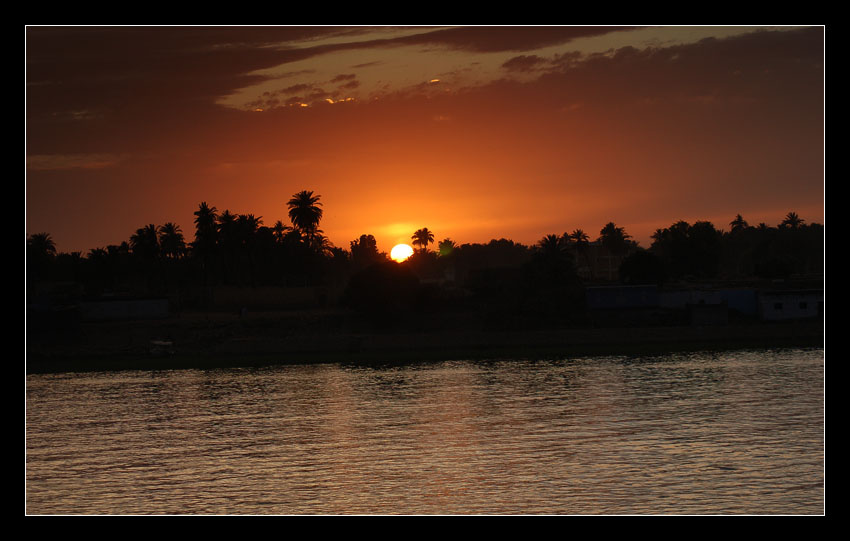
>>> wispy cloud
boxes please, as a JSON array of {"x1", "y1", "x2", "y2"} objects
[{"x1": 27, "y1": 153, "x2": 127, "y2": 171}]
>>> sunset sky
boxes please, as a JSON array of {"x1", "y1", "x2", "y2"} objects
[{"x1": 25, "y1": 26, "x2": 824, "y2": 255}]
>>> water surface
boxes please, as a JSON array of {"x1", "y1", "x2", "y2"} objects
[{"x1": 26, "y1": 348, "x2": 824, "y2": 514}]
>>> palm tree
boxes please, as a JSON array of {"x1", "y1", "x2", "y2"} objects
[
  {"x1": 158, "y1": 222, "x2": 186, "y2": 260},
  {"x1": 88, "y1": 247, "x2": 108, "y2": 260},
  {"x1": 569, "y1": 229, "x2": 591, "y2": 277},
  {"x1": 193, "y1": 202, "x2": 218, "y2": 238},
  {"x1": 27, "y1": 232, "x2": 57, "y2": 258},
  {"x1": 569, "y1": 229, "x2": 589, "y2": 249},
  {"x1": 537, "y1": 233, "x2": 564, "y2": 255},
  {"x1": 287, "y1": 190, "x2": 323, "y2": 244},
  {"x1": 411, "y1": 227, "x2": 435, "y2": 253},
  {"x1": 216, "y1": 210, "x2": 239, "y2": 282},
  {"x1": 27, "y1": 232, "x2": 57, "y2": 284},
  {"x1": 217, "y1": 209, "x2": 237, "y2": 229},
  {"x1": 598, "y1": 222, "x2": 632, "y2": 281},
  {"x1": 531, "y1": 233, "x2": 575, "y2": 285},
  {"x1": 192, "y1": 202, "x2": 218, "y2": 253},
  {"x1": 130, "y1": 224, "x2": 160, "y2": 261},
  {"x1": 310, "y1": 231, "x2": 335, "y2": 256},
  {"x1": 599, "y1": 222, "x2": 632, "y2": 256},
  {"x1": 236, "y1": 214, "x2": 263, "y2": 243},
  {"x1": 781, "y1": 212, "x2": 805, "y2": 229},
  {"x1": 129, "y1": 224, "x2": 162, "y2": 294},
  {"x1": 272, "y1": 220, "x2": 291, "y2": 243},
  {"x1": 192, "y1": 202, "x2": 219, "y2": 286},
  {"x1": 233, "y1": 214, "x2": 263, "y2": 284},
  {"x1": 729, "y1": 214, "x2": 749, "y2": 233},
  {"x1": 438, "y1": 238, "x2": 457, "y2": 257}
]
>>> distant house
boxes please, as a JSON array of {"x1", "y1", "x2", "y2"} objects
[
  {"x1": 758, "y1": 290, "x2": 823, "y2": 321},
  {"x1": 659, "y1": 288, "x2": 758, "y2": 317},
  {"x1": 585, "y1": 284, "x2": 668, "y2": 326}
]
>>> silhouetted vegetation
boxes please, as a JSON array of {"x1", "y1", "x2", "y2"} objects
[
  {"x1": 27, "y1": 195, "x2": 823, "y2": 336},
  {"x1": 411, "y1": 227, "x2": 435, "y2": 253},
  {"x1": 342, "y1": 261, "x2": 420, "y2": 320},
  {"x1": 350, "y1": 234, "x2": 388, "y2": 271},
  {"x1": 619, "y1": 249, "x2": 667, "y2": 285}
]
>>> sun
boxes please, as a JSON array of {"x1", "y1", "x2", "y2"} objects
[{"x1": 390, "y1": 243, "x2": 414, "y2": 262}]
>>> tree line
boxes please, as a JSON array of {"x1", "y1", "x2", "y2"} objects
[{"x1": 27, "y1": 189, "x2": 823, "y2": 309}]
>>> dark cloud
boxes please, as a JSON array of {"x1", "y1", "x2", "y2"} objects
[
  {"x1": 281, "y1": 83, "x2": 313, "y2": 94},
  {"x1": 501, "y1": 54, "x2": 548, "y2": 72},
  {"x1": 352, "y1": 61, "x2": 383, "y2": 68},
  {"x1": 25, "y1": 26, "x2": 637, "y2": 133},
  {"x1": 331, "y1": 73, "x2": 357, "y2": 82},
  {"x1": 26, "y1": 27, "x2": 358, "y2": 122},
  {"x1": 308, "y1": 88, "x2": 332, "y2": 101},
  {"x1": 543, "y1": 27, "x2": 824, "y2": 105},
  {"x1": 392, "y1": 26, "x2": 639, "y2": 52},
  {"x1": 338, "y1": 80, "x2": 360, "y2": 90}
]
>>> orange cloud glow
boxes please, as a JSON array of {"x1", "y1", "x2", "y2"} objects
[{"x1": 26, "y1": 26, "x2": 823, "y2": 255}]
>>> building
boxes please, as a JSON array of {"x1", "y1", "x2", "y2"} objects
[
  {"x1": 758, "y1": 289, "x2": 823, "y2": 321},
  {"x1": 659, "y1": 288, "x2": 758, "y2": 317}
]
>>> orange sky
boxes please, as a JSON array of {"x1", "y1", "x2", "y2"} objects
[{"x1": 26, "y1": 26, "x2": 824, "y2": 254}]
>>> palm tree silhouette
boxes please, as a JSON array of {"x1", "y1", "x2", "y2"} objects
[
  {"x1": 158, "y1": 222, "x2": 186, "y2": 260},
  {"x1": 216, "y1": 210, "x2": 238, "y2": 250},
  {"x1": 568, "y1": 229, "x2": 591, "y2": 277},
  {"x1": 287, "y1": 190, "x2": 323, "y2": 244},
  {"x1": 569, "y1": 229, "x2": 589, "y2": 249},
  {"x1": 781, "y1": 212, "x2": 805, "y2": 229},
  {"x1": 27, "y1": 232, "x2": 57, "y2": 285},
  {"x1": 598, "y1": 222, "x2": 632, "y2": 281},
  {"x1": 130, "y1": 224, "x2": 160, "y2": 262},
  {"x1": 27, "y1": 232, "x2": 57, "y2": 258},
  {"x1": 193, "y1": 202, "x2": 218, "y2": 250},
  {"x1": 438, "y1": 238, "x2": 457, "y2": 257},
  {"x1": 729, "y1": 214, "x2": 749, "y2": 233},
  {"x1": 412, "y1": 227, "x2": 435, "y2": 253},
  {"x1": 88, "y1": 247, "x2": 107, "y2": 259},
  {"x1": 236, "y1": 214, "x2": 263, "y2": 242},
  {"x1": 531, "y1": 233, "x2": 575, "y2": 285},
  {"x1": 217, "y1": 210, "x2": 237, "y2": 228},
  {"x1": 310, "y1": 231, "x2": 335, "y2": 256},
  {"x1": 272, "y1": 220, "x2": 291, "y2": 243},
  {"x1": 235, "y1": 214, "x2": 263, "y2": 284},
  {"x1": 537, "y1": 233, "x2": 564, "y2": 254},
  {"x1": 599, "y1": 222, "x2": 631, "y2": 255},
  {"x1": 192, "y1": 202, "x2": 219, "y2": 286}
]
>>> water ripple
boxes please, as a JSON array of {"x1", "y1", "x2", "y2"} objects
[{"x1": 26, "y1": 348, "x2": 824, "y2": 515}]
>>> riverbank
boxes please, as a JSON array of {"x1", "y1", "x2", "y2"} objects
[{"x1": 25, "y1": 309, "x2": 824, "y2": 374}]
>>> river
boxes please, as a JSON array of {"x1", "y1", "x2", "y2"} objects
[{"x1": 25, "y1": 348, "x2": 824, "y2": 515}]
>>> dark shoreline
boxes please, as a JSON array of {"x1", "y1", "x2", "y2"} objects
[{"x1": 26, "y1": 314, "x2": 824, "y2": 374}]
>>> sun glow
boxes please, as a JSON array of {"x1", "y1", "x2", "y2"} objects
[{"x1": 390, "y1": 243, "x2": 414, "y2": 262}]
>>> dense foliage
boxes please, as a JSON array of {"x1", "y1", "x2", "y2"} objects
[{"x1": 27, "y1": 195, "x2": 823, "y2": 319}]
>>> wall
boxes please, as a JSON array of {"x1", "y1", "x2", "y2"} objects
[
  {"x1": 758, "y1": 290, "x2": 823, "y2": 321},
  {"x1": 659, "y1": 288, "x2": 757, "y2": 316}
]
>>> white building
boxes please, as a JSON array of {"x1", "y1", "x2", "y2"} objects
[{"x1": 757, "y1": 289, "x2": 823, "y2": 321}]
